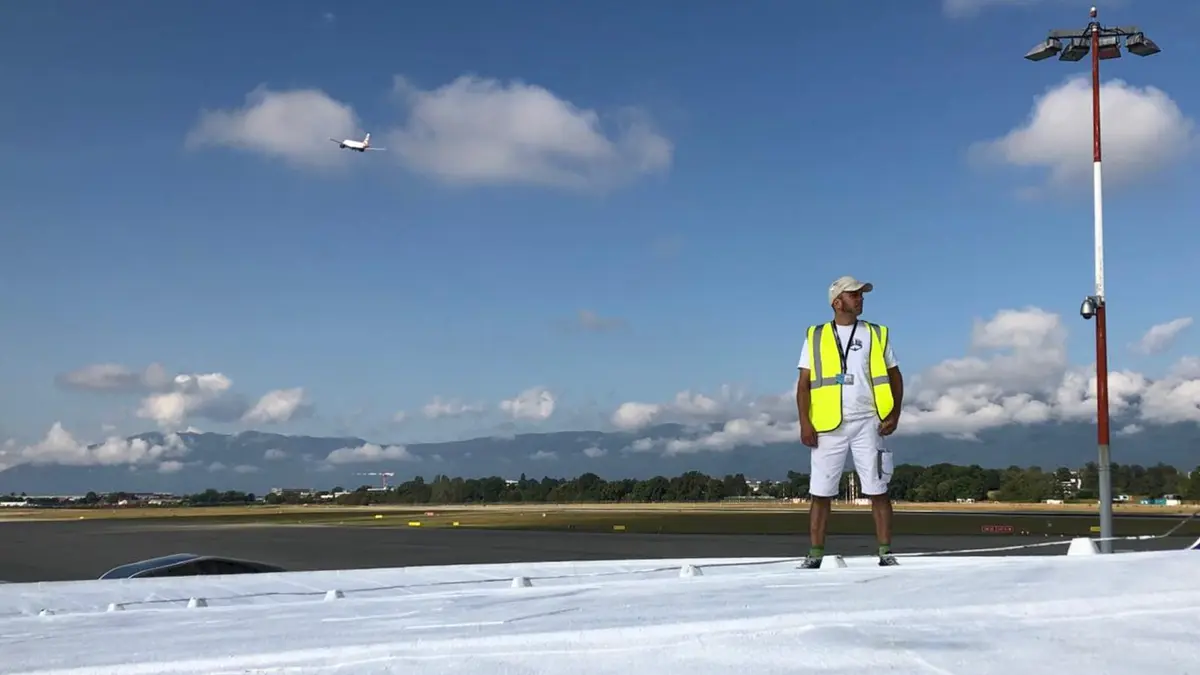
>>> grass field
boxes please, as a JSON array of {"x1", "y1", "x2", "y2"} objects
[{"x1": 2, "y1": 501, "x2": 1196, "y2": 538}]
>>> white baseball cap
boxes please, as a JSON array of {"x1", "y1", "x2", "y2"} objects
[{"x1": 828, "y1": 275, "x2": 873, "y2": 305}]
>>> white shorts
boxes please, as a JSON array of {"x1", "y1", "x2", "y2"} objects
[{"x1": 809, "y1": 415, "x2": 894, "y2": 498}]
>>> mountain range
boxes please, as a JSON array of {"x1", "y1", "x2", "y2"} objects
[{"x1": 2, "y1": 419, "x2": 1197, "y2": 495}]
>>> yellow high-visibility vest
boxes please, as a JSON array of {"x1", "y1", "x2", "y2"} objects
[{"x1": 805, "y1": 321, "x2": 895, "y2": 432}]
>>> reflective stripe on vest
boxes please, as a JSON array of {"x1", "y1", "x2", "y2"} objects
[{"x1": 806, "y1": 321, "x2": 895, "y2": 433}]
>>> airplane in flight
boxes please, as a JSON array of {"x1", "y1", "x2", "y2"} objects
[{"x1": 330, "y1": 132, "x2": 385, "y2": 152}]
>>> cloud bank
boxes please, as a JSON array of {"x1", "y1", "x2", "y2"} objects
[
  {"x1": 609, "y1": 307, "x2": 1200, "y2": 454},
  {"x1": 12, "y1": 308, "x2": 1196, "y2": 472},
  {"x1": 184, "y1": 74, "x2": 672, "y2": 192}
]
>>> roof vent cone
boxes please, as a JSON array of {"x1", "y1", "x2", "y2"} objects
[
  {"x1": 187, "y1": 597, "x2": 208, "y2": 608},
  {"x1": 511, "y1": 576, "x2": 532, "y2": 588},
  {"x1": 324, "y1": 589, "x2": 345, "y2": 601},
  {"x1": 823, "y1": 555, "x2": 848, "y2": 569},
  {"x1": 679, "y1": 564, "x2": 703, "y2": 577},
  {"x1": 1067, "y1": 538, "x2": 1100, "y2": 556},
  {"x1": 106, "y1": 603, "x2": 124, "y2": 612}
]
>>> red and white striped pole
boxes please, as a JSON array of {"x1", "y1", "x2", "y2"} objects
[{"x1": 1088, "y1": 6, "x2": 1114, "y2": 554}]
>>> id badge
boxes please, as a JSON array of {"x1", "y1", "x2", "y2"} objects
[{"x1": 841, "y1": 373, "x2": 854, "y2": 385}]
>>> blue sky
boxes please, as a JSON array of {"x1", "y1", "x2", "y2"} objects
[{"x1": 2, "y1": 0, "x2": 1198, "y2": 457}]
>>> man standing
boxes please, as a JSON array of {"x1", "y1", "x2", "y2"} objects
[{"x1": 794, "y1": 275, "x2": 904, "y2": 568}]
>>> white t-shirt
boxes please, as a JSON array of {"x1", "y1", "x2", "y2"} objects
[{"x1": 797, "y1": 321, "x2": 898, "y2": 421}]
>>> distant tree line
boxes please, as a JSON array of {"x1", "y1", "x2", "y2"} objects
[
  {"x1": 258, "y1": 461, "x2": 1200, "y2": 506},
  {"x1": 1, "y1": 488, "x2": 258, "y2": 508},
  {"x1": 6, "y1": 461, "x2": 1197, "y2": 508}
]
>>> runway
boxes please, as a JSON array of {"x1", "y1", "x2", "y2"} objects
[{"x1": 0, "y1": 519, "x2": 1193, "y2": 583}]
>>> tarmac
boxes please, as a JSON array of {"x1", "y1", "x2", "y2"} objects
[{"x1": 1, "y1": 519, "x2": 1194, "y2": 583}]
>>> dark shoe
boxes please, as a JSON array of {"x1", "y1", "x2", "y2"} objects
[
  {"x1": 878, "y1": 553, "x2": 899, "y2": 566},
  {"x1": 798, "y1": 555, "x2": 823, "y2": 569}
]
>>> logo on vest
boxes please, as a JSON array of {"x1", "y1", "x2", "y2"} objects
[{"x1": 848, "y1": 338, "x2": 863, "y2": 351}]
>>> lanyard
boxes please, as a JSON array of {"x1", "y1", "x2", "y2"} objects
[{"x1": 831, "y1": 321, "x2": 858, "y2": 374}]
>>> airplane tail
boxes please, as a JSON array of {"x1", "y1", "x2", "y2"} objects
[
  {"x1": 364, "y1": 132, "x2": 371, "y2": 146},
  {"x1": 1189, "y1": 536, "x2": 1200, "y2": 550}
]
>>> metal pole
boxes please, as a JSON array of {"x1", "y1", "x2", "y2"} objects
[
  {"x1": 1025, "y1": 7, "x2": 1161, "y2": 551},
  {"x1": 1089, "y1": 8, "x2": 1114, "y2": 553}
]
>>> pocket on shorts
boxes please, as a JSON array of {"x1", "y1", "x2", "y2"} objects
[{"x1": 876, "y1": 447, "x2": 894, "y2": 480}]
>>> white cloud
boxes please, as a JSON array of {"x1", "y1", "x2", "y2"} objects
[
  {"x1": 1116, "y1": 423, "x2": 1143, "y2": 436},
  {"x1": 325, "y1": 442, "x2": 417, "y2": 464},
  {"x1": 185, "y1": 75, "x2": 671, "y2": 191},
  {"x1": 1134, "y1": 317, "x2": 1193, "y2": 355},
  {"x1": 158, "y1": 460, "x2": 185, "y2": 474},
  {"x1": 854, "y1": 307, "x2": 1169, "y2": 437},
  {"x1": 136, "y1": 373, "x2": 235, "y2": 429},
  {"x1": 582, "y1": 446, "x2": 607, "y2": 458},
  {"x1": 384, "y1": 75, "x2": 672, "y2": 190},
  {"x1": 184, "y1": 85, "x2": 361, "y2": 169},
  {"x1": 1174, "y1": 356, "x2": 1200, "y2": 380},
  {"x1": 1137, "y1": 360, "x2": 1200, "y2": 424},
  {"x1": 241, "y1": 387, "x2": 311, "y2": 425},
  {"x1": 4, "y1": 423, "x2": 190, "y2": 470},
  {"x1": 972, "y1": 76, "x2": 1196, "y2": 195},
  {"x1": 56, "y1": 363, "x2": 310, "y2": 431},
  {"x1": 55, "y1": 362, "x2": 171, "y2": 393},
  {"x1": 611, "y1": 402, "x2": 661, "y2": 430},
  {"x1": 500, "y1": 386, "x2": 556, "y2": 421},
  {"x1": 422, "y1": 396, "x2": 486, "y2": 419},
  {"x1": 920, "y1": 307, "x2": 1067, "y2": 395},
  {"x1": 612, "y1": 306, "x2": 1200, "y2": 453},
  {"x1": 658, "y1": 414, "x2": 797, "y2": 456},
  {"x1": 611, "y1": 386, "x2": 741, "y2": 430}
]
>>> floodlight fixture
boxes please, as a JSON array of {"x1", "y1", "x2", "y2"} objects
[
  {"x1": 1126, "y1": 33, "x2": 1161, "y2": 57},
  {"x1": 1059, "y1": 38, "x2": 1090, "y2": 61},
  {"x1": 1097, "y1": 35, "x2": 1121, "y2": 60},
  {"x1": 1024, "y1": 38, "x2": 1062, "y2": 61}
]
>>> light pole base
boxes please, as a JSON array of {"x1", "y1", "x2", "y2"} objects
[
  {"x1": 1068, "y1": 537, "x2": 1100, "y2": 556},
  {"x1": 1097, "y1": 443, "x2": 1113, "y2": 553}
]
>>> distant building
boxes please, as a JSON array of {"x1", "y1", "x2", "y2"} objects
[
  {"x1": 1059, "y1": 470, "x2": 1082, "y2": 497},
  {"x1": 270, "y1": 487, "x2": 316, "y2": 498},
  {"x1": 128, "y1": 492, "x2": 181, "y2": 505}
]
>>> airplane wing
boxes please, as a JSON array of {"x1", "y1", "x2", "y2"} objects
[
  {"x1": 365, "y1": 147, "x2": 386, "y2": 151},
  {"x1": 329, "y1": 138, "x2": 342, "y2": 143}
]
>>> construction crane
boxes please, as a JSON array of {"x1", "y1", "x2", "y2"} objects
[{"x1": 355, "y1": 471, "x2": 395, "y2": 489}]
